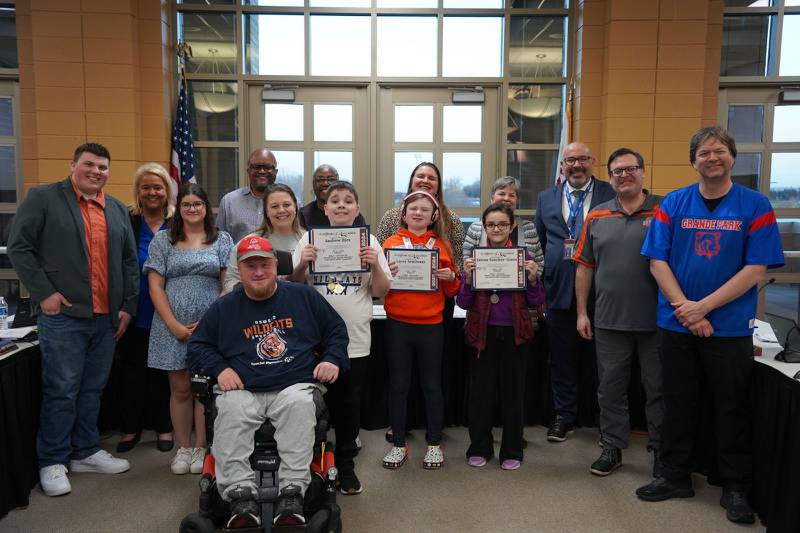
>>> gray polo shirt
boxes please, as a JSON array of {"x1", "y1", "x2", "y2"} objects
[
  {"x1": 216, "y1": 186, "x2": 264, "y2": 243},
  {"x1": 574, "y1": 193, "x2": 662, "y2": 331}
]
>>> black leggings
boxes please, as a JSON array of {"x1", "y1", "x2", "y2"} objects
[
  {"x1": 386, "y1": 318, "x2": 444, "y2": 447},
  {"x1": 325, "y1": 356, "x2": 368, "y2": 474}
]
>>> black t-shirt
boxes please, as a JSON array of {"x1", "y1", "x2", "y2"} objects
[{"x1": 298, "y1": 201, "x2": 366, "y2": 229}]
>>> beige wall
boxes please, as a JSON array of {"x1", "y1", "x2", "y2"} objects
[
  {"x1": 574, "y1": 0, "x2": 723, "y2": 195},
  {"x1": 16, "y1": 0, "x2": 173, "y2": 203}
]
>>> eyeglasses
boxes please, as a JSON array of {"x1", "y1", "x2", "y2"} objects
[
  {"x1": 563, "y1": 156, "x2": 593, "y2": 165},
  {"x1": 610, "y1": 165, "x2": 642, "y2": 177},
  {"x1": 314, "y1": 176, "x2": 337, "y2": 184},
  {"x1": 484, "y1": 222, "x2": 511, "y2": 231},
  {"x1": 249, "y1": 164, "x2": 277, "y2": 173},
  {"x1": 180, "y1": 201, "x2": 205, "y2": 211}
]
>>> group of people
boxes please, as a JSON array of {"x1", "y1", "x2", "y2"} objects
[{"x1": 6, "y1": 124, "x2": 783, "y2": 528}]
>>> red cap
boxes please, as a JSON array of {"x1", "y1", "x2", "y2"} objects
[{"x1": 237, "y1": 236, "x2": 275, "y2": 262}]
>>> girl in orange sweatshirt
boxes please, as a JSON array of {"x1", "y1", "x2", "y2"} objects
[{"x1": 381, "y1": 190, "x2": 460, "y2": 469}]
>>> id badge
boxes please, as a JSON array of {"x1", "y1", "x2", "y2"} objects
[{"x1": 563, "y1": 238, "x2": 576, "y2": 260}]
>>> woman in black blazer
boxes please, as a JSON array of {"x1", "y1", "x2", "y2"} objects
[{"x1": 116, "y1": 163, "x2": 175, "y2": 453}]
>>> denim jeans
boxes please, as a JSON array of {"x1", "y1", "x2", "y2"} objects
[{"x1": 37, "y1": 313, "x2": 115, "y2": 468}]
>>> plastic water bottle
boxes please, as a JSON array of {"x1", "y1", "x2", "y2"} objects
[{"x1": 0, "y1": 296, "x2": 7, "y2": 330}]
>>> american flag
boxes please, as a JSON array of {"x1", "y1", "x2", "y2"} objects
[{"x1": 169, "y1": 69, "x2": 197, "y2": 187}]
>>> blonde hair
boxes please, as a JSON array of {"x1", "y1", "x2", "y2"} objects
[{"x1": 129, "y1": 163, "x2": 176, "y2": 218}]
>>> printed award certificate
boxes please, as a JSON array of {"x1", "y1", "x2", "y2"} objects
[
  {"x1": 471, "y1": 247, "x2": 526, "y2": 291},
  {"x1": 309, "y1": 226, "x2": 370, "y2": 274},
  {"x1": 386, "y1": 248, "x2": 439, "y2": 292}
]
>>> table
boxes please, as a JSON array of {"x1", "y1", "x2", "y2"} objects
[{"x1": 0, "y1": 343, "x2": 41, "y2": 520}]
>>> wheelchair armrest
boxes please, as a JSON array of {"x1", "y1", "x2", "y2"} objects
[{"x1": 191, "y1": 374, "x2": 214, "y2": 399}]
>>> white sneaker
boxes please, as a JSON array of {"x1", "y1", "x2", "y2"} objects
[
  {"x1": 40, "y1": 464, "x2": 71, "y2": 496},
  {"x1": 171, "y1": 447, "x2": 193, "y2": 475},
  {"x1": 190, "y1": 447, "x2": 206, "y2": 474},
  {"x1": 69, "y1": 450, "x2": 130, "y2": 474}
]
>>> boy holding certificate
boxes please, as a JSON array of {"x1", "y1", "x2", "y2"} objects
[
  {"x1": 291, "y1": 181, "x2": 392, "y2": 495},
  {"x1": 457, "y1": 203, "x2": 545, "y2": 471}
]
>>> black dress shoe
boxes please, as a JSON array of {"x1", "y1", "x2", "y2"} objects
[
  {"x1": 546, "y1": 415, "x2": 574, "y2": 442},
  {"x1": 720, "y1": 486, "x2": 755, "y2": 524},
  {"x1": 116, "y1": 434, "x2": 140, "y2": 453},
  {"x1": 156, "y1": 438, "x2": 174, "y2": 452},
  {"x1": 590, "y1": 446, "x2": 622, "y2": 476},
  {"x1": 636, "y1": 476, "x2": 694, "y2": 502}
]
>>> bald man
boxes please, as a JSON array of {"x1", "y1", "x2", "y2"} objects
[
  {"x1": 534, "y1": 142, "x2": 616, "y2": 441},
  {"x1": 217, "y1": 149, "x2": 278, "y2": 242}
]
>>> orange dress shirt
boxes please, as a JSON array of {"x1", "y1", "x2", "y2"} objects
[{"x1": 72, "y1": 180, "x2": 110, "y2": 314}]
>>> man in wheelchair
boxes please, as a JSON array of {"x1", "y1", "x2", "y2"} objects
[{"x1": 187, "y1": 236, "x2": 349, "y2": 529}]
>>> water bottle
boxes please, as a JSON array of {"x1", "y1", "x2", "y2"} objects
[{"x1": 0, "y1": 296, "x2": 7, "y2": 330}]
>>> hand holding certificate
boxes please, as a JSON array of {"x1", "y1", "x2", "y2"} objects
[
  {"x1": 386, "y1": 248, "x2": 439, "y2": 292},
  {"x1": 470, "y1": 247, "x2": 526, "y2": 291},
  {"x1": 310, "y1": 226, "x2": 370, "y2": 274}
]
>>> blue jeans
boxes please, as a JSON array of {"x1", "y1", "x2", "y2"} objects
[{"x1": 37, "y1": 313, "x2": 115, "y2": 468}]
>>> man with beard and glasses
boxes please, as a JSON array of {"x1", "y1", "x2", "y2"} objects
[
  {"x1": 534, "y1": 142, "x2": 615, "y2": 442},
  {"x1": 217, "y1": 149, "x2": 279, "y2": 242},
  {"x1": 188, "y1": 236, "x2": 348, "y2": 529}
]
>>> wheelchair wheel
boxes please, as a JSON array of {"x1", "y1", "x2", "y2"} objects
[
  {"x1": 306, "y1": 509, "x2": 342, "y2": 533},
  {"x1": 179, "y1": 512, "x2": 216, "y2": 533}
]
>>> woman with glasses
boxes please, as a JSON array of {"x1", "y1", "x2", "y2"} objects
[
  {"x1": 457, "y1": 203, "x2": 545, "y2": 471},
  {"x1": 116, "y1": 163, "x2": 175, "y2": 454},
  {"x1": 462, "y1": 176, "x2": 544, "y2": 271},
  {"x1": 145, "y1": 183, "x2": 233, "y2": 475},
  {"x1": 222, "y1": 183, "x2": 305, "y2": 293}
]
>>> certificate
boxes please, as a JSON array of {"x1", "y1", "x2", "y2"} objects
[
  {"x1": 471, "y1": 247, "x2": 526, "y2": 291},
  {"x1": 309, "y1": 226, "x2": 370, "y2": 274},
  {"x1": 386, "y1": 248, "x2": 439, "y2": 292}
]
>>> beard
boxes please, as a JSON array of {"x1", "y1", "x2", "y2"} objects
[{"x1": 244, "y1": 280, "x2": 276, "y2": 300}]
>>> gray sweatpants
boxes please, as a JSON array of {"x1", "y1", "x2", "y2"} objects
[
  {"x1": 213, "y1": 382, "x2": 321, "y2": 501},
  {"x1": 594, "y1": 328, "x2": 663, "y2": 451}
]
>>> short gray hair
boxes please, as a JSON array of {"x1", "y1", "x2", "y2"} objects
[{"x1": 490, "y1": 176, "x2": 520, "y2": 198}]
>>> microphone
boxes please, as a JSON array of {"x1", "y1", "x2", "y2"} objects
[{"x1": 758, "y1": 277, "x2": 776, "y2": 294}]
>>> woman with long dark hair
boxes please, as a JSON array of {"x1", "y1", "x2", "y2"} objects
[{"x1": 145, "y1": 183, "x2": 233, "y2": 475}]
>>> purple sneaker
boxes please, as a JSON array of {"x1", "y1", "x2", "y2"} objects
[
  {"x1": 468, "y1": 456, "x2": 487, "y2": 467},
  {"x1": 501, "y1": 459, "x2": 521, "y2": 471}
]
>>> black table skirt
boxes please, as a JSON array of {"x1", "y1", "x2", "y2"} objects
[{"x1": 0, "y1": 345, "x2": 41, "y2": 520}]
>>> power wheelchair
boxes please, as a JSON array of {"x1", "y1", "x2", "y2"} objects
[{"x1": 179, "y1": 374, "x2": 343, "y2": 533}]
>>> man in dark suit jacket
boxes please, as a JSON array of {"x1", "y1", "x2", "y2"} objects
[
  {"x1": 534, "y1": 142, "x2": 615, "y2": 442},
  {"x1": 8, "y1": 143, "x2": 139, "y2": 497}
]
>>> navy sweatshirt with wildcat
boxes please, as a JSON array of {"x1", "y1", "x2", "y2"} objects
[{"x1": 187, "y1": 281, "x2": 350, "y2": 392}]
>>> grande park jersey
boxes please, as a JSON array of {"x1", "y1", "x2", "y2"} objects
[{"x1": 640, "y1": 183, "x2": 783, "y2": 336}]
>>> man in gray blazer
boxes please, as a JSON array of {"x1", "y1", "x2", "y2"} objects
[
  {"x1": 534, "y1": 142, "x2": 615, "y2": 442},
  {"x1": 9, "y1": 143, "x2": 139, "y2": 497}
]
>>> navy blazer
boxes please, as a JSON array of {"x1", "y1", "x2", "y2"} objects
[{"x1": 534, "y1": 178, "x2": 616, "y2": 311}]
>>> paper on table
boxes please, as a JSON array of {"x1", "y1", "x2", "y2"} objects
[
  {"x1": 753, "y1": 319, "x2": 780, "y2": 344},
  {"x1": 0, "y1": 326, "x2": 36, "y2": 339}
]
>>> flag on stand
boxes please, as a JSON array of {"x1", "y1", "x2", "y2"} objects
[
  {"x1": 169, "y1": 67, "x2": 197, "y2": 188},
  {"x1": 555, "y1": 81, "x2": 574, "y2": 186}
]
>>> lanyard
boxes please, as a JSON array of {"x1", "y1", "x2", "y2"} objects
[
  {"x1": 565, "y1": 180, "x2": 592, "y2": 238},
  {"x1": 402, "y1": 236, "x2": 436, "y2": 250}
]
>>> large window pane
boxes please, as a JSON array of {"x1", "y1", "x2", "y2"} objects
[
  {"x1": 244, "y1": 14, "x2": 304, "y2": 75},
  {"x1": 178, "y1": 13, "x2": 236, "y2": 75},
  {"x1": 780, "y1": 15, "x2": 800, "y2": 76},
  {"x1": 272, "y1": 150, "x2": 304, "y2": 203},
  {"x1": 394, "y1": 152, "x2": 432, "y2": 204},
  {"x1": 194, "y1": 147, "x2": 238, "y2": 208},
  {"x1": 723, "y1": 0, "x2": 775, "y2": 6},
  {"x1": 769, "y1": 152, "x2": 800, "y2": 208},
  {"x1": 720, "y1": 15, "x2": 776, "y2": 76},
  {"x1": 264, "y1": 104, "x2": 303, "y2": 142},
  {"x1": 311, "y1": 0, "x2": 370, "y2": 5},
  {"x1": 443, "y1": 17, "x2": 503, "y2": 77},
  {"x1": 774, "y1": 106, "x2": 800, "y2": 143},
  {"x1": 443, "y1": 106, "x2": 482, "y2": 143},
  {"x1": 508, "y1": 17, "x2": 566, "y2": 78},
  {"x1": 189, "y1": 82, "x2": 238, "y2": 142},
  {"x1": 442, "y1": 152, "x2": 481, "y2": 208},
  {"x1": 510, "y1": 0, "x2": 567, "y2": 6},
  {"x1": 0, "y1": 5, "x2": 17, "y2": 69},
  {"x1": 732, "y1": 152, "x2": 761, "y2": 190},
  {"x1": 508, "y1": 149, "x2": 558, "y2": 209},
  {"x1": 445, "y1": 0, "x2": 502, "y2": 6},
  {"x1": 377, "y1": 16, "x2": 437, "y2": 77},
  {"x1": 0, "y1": 98, "x2": 13, "y2": 137},
  {"x1": 764, "y1": 284, "x2": 800, "y2": 343},
  {"x1": 0, "y1": 146, "x2": 15, "y2": 203},
  {"x1": 507, "y1": 84, "x2": 563, "y2": 145},
  {"x1": 314, "y1": 105, "x2": 352, "y2": 142},
  {"x1": 314, "y1": 151, "x2": 353, "y2": 184},
  {"x1": 310, "y1": 16, "x2": 370, "y2": 76},
  {"x1": 395, "y1": 105, "x2": 433, "y2": 143},
  {"x1": 727, "y1": 105, "x2": 763, "y2": 143},
  {"x1": 378, "y1": 0, "x2": 436, "y2": 6}
]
